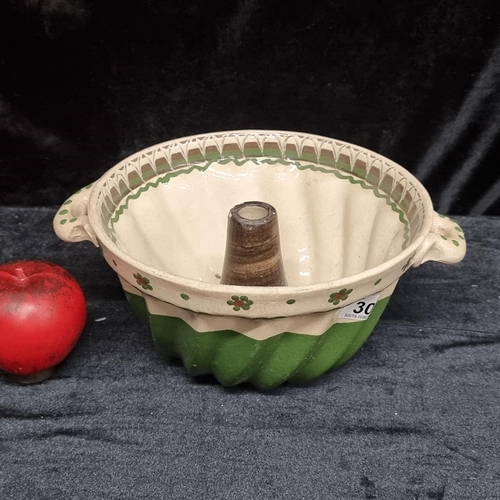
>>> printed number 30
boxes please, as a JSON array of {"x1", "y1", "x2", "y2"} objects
[{"x1": 352, "y1": 301, "x2": 375, "y2": 315}]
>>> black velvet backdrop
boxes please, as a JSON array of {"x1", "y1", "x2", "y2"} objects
[{"x1": 1, "y1": 0, "x2": 500, "y2": 214}]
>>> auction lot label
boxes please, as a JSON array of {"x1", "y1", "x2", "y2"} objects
[{"x1": 338, "y1": 294, "x2": 380, "y2": 321}]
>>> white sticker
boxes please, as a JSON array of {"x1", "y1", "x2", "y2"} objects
[{"x1": 338, "y1": 294, "x2": 379, "y2": 321}]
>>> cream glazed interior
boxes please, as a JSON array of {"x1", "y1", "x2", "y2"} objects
[
  {"x1": 108, "y1": 155, "x2": 412, "y2": 286},
  {"x1": 94, "y1": 132, "x2": 430, "y2": 280}
]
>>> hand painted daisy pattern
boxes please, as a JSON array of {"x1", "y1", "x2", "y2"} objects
[
  {"x1": 227, "y1": 295, "x2": 253, "y2": 311},
  {"x1": 134, "y1": 273, "x2": 153, "y2": 291},
  {"x1": 328, "y1": 288, "x2": 353, "y2": 306}
]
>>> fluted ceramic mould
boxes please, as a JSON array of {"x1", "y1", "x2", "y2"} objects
[{"x1": 54, "y1": 130, "x2": 466, "y2": 388}]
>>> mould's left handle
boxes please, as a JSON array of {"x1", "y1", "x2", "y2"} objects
[{"x1": 53, "y1": 184, "x2": 99, "y2": 247}]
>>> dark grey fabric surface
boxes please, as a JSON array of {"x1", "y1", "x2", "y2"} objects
[{"x1": 1, "y1": 207, "x2": 499, "y2": 499}]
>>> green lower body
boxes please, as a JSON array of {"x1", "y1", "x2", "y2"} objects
[{"x1": 125, "y1": 292, "x2": 390, "y2": 388}]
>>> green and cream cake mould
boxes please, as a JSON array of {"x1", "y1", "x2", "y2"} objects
[{"x1": 54, "y1": 130, "x2": 466, "y2": 388}]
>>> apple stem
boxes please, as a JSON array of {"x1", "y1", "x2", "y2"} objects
[{"x1": 13, "y1": 267, "x2": 28, "y2": 282}]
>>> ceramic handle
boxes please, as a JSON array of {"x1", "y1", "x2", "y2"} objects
[
  {"x1": 411, "y1": 212, "x2": 466, "y2": 267},
  {"x1": 53, "y1": 185, "x2": 98, "y2": 246}
]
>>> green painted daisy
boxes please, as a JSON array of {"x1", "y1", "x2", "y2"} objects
[
  {"x1": 227, "y1": 295, "x2": 253, "y2": 311},
  {"x1": 328, "y1": 288, "x2": 353, "y2": 305},
  {"x1": 134, "y1": 273, "x2": 153, "y2": 291}
]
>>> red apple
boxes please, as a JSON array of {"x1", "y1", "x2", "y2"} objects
[{"x1": 0, "y1": 260, "x2": 86, "y2": 382}]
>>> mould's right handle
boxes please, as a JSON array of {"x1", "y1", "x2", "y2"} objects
[
  {"x1": 53, "y1": 184, "x2": 98, "y2": 247},
  {"x1": 411, "y1": 212, "x2": 466, "y2": 267}
]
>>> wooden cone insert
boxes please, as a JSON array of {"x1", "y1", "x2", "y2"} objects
[{"x1": 220, "y1": 201, "x2": 287, "y2": 286}]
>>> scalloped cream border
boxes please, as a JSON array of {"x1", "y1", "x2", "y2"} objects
[{"x1": 120, "y1": 277, "x2": 397, "y2": 340}]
